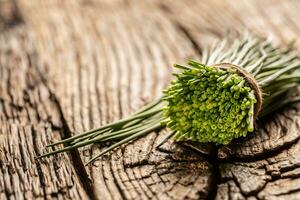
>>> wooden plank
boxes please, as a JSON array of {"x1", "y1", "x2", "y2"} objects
[{"x1": 1, "y1": 0, "x2": 300, "y2": 199}]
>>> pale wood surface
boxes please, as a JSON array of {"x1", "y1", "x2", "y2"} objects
[{"x1": 1, "y1": 0, "x2": 300, "y2": 199}]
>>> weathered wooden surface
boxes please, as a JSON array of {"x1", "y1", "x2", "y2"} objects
[{"x1": 1, "y1": 0, "x2": 300, "y2": 199}]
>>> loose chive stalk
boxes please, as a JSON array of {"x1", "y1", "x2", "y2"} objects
[{"x1": 38, "y1": 32, "x2": 300, "y2": 164}]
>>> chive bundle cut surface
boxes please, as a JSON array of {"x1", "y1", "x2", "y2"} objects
[{"x1": 38, "y1": 33, "x2": 300, "y2": 165}]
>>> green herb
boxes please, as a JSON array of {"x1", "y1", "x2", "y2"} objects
[{"x1": 37, "y1": 32, "x2": 300, "y2": 165}]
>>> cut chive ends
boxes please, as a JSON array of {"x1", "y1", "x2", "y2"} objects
[
  {"x1": 37, "y1": 32, "x2": 300, "y2": 165},
  {"x1": 164, "y1": 62, "x2": 257, "y2": 145}
]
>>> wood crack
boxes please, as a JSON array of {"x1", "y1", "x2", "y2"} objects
[
  {"x1": 45, "y1": 85, "x2": 97, "y2": 200},
  {"x1": 207, "y1": 146, "x2": 220, "y2": 200},
  {"x1": 219, "y1": 137, "x2": 300, "y2": 163},
  {"x1": 31, "y1": 126, "x2": 47, "y2": 200},
  {"x1": 174, "y1": 22, "x2": 203, "y2": 57},
  {"x1": 28, "y1": 54, "x2": 97, "y2": 200}
]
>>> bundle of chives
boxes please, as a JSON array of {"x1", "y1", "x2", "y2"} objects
[{"x1": 38, "y1": 33, "x2": 300, "y2": 165}]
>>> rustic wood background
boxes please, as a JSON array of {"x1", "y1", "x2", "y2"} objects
[{"x1": 1, "y1": 0, "x2": 300, "y2": 199}]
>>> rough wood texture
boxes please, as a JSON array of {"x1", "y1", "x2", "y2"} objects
[
  {"x1": 1, "y1": 0, "x2": 300, "y2": 199},
  {"x1": 0, "y1": 27, "x2": 89, "y2": 199}
]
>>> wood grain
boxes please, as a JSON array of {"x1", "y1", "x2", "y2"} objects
[
  {"x1": 0, "y1": 0, "x2": 300, "y2": 199},
  {"x1": 0, "y1": 27, "x2": 89, "y2": 199}
]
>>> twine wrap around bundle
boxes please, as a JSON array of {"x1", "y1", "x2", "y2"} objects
[{"x1": 213, "y1": 63, "x2": 262, "y2": 117}]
